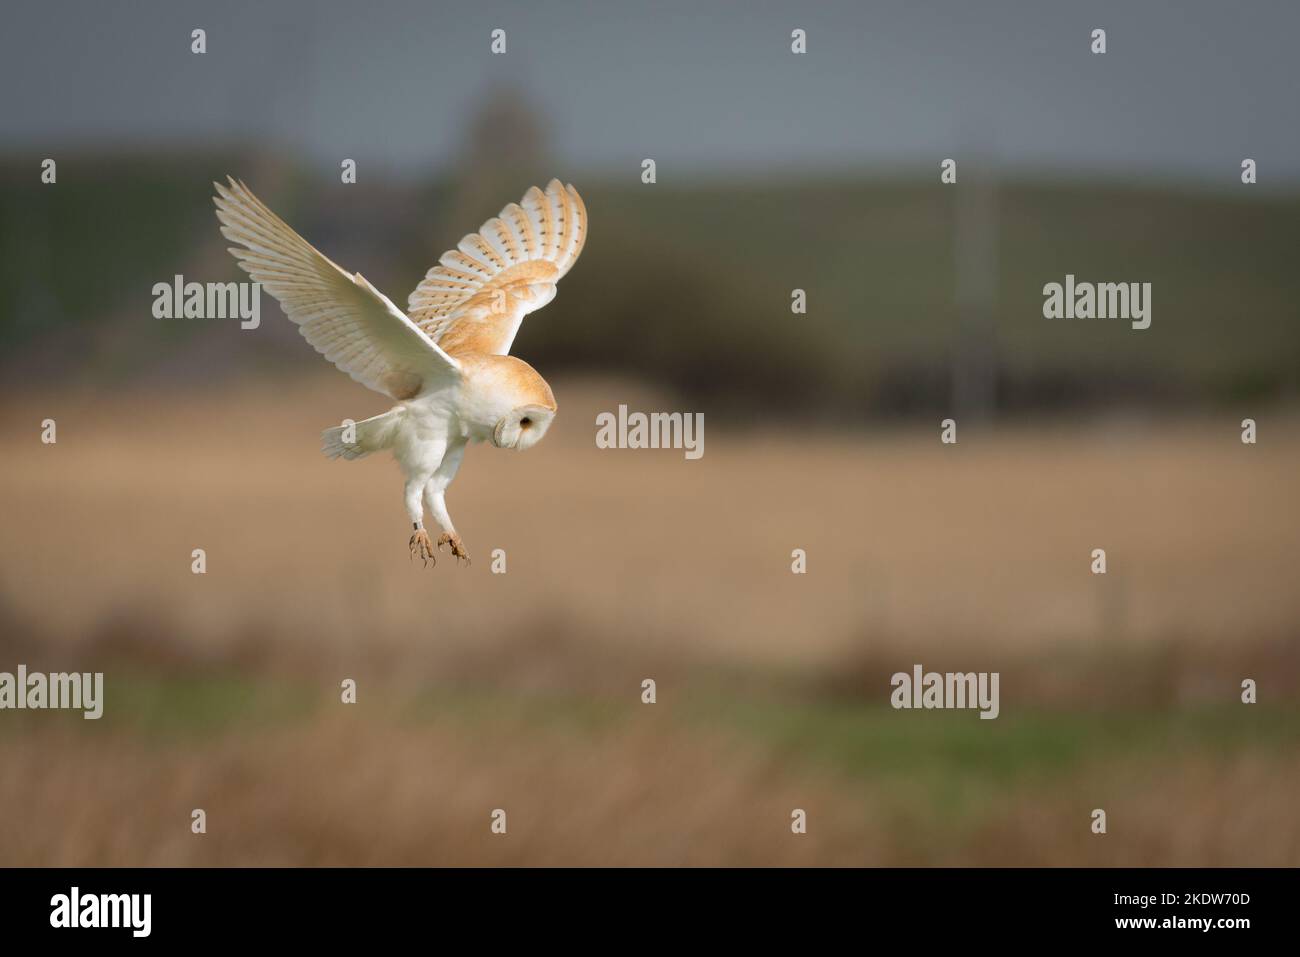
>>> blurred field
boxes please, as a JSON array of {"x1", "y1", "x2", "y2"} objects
[{"x1": 1, "y1": 376, "x2": 1297, "y2": 865}]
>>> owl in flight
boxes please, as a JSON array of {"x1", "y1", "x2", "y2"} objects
[{"x1": 213, "y1": 177, "x2": 587, "y2": 565}]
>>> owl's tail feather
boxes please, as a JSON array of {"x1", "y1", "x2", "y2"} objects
[{"x1": 321, "y1": 407, "x2": 404, "y2": 460}]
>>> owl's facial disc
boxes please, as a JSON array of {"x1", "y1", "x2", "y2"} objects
[{"x1": 493, "y1": 404, "x2": 555, "y2": 450}]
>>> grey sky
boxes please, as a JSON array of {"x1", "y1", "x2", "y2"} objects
[{"x1": 3, "y1": 0, "x2": 1297, "y2": 183}]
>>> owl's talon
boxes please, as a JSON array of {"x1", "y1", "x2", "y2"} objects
[
  {"x1": 437, "y1": 533, "x2": 470, "y2": 563},
  {"x1": 409, "y1": 528, "x2": 435, "y2": 567}
]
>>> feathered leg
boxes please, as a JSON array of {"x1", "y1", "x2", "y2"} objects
[
  {"x1": 424, "y1": 438, "x2": 469, "y2": 562},
  {"x1": 406, "y1": 474, "x2": 436, "y2": 566}
]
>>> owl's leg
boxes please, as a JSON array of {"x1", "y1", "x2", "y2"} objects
[
  {"x1": 425, "y1": 439, "x2": 469, "y2": 563},
  {"x1": 406, "y1": 473, "x2": 436, "y2": 566},
  {"x1": 424, "y1": 488, "x2": 468, "y2": 562}
]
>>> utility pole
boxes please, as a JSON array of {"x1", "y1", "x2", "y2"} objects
[{"x1": 952, "y1": 161, "x2": 999, "y2": 423}]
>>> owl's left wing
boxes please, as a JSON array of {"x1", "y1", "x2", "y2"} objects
[
  {"x1": 407, "y1": 180, "x2": 587, "y2": 357},
  {"x1": 213, "y1": 177, "x2": 461, "y2": 400}
]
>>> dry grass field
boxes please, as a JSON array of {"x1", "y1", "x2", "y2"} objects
[{"x1": 1, "y1": 375, "x2": 1297, "y2": 865}]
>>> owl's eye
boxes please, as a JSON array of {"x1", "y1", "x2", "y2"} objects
[{"x1": 520, "y1": 417, "x2": 533, "y2": 428}]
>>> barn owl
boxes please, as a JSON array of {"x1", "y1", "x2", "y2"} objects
[{"x1": 212, "y1": 177, "x2": 587, "y2": 565}]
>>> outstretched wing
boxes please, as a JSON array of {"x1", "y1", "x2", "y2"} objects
[
  {"x1": 407, "y1": 179, "x2": 587, "y2": 357},
  {"x1": 213, "y1": 177, "x2": 461, "y2": 400}
]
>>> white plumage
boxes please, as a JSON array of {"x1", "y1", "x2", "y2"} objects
[{"x1": 213, "y1": 177, "x2": 587, "y2": 564}]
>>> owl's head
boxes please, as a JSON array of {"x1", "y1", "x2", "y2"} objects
[
  {"x1": 493, "y1": 403, "x2": 556, "y2": 451},
  {"x1": 460, "y1": 354, "x2": 558, "y2": 451}
]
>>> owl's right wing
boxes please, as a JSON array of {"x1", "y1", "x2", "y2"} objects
[
  {"x1": 406, "y1": 180, "x2": 587, "y2": 357},
  {"x1": 213, "y1": 177, "x2": 461, "y2": 400}
]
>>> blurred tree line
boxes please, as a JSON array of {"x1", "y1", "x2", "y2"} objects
[{"x1": 3, "y1": 92, "x2": 1297, "y2": 421}]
